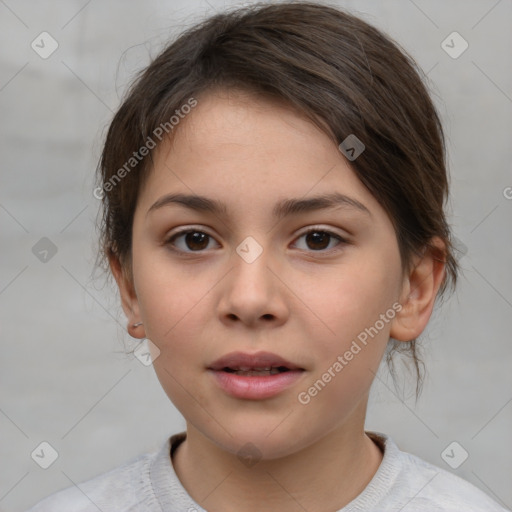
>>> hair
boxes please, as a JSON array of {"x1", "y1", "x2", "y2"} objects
[{"x1": 94, "y1": 1, "x2": 460, "y2": 400}]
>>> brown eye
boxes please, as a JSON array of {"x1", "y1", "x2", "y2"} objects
[
  {"x1": 294, "y1": 229, "x2": 347, "y2": 252},
  {"x1": 166, "y1": 230, "x2": 217, "y2": 252},
  {"x1": 183, "y1": 232, "x2": 209, "y2": 251},
  {"x1": 305, "y1": 231, "x2": 330, "y2": 250}
]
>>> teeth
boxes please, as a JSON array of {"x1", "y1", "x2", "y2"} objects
[
  {"x1": 237, "y1": 366, "x2": 271, "y2": 371},
  {"x1": 232, "y1": 367, "x2": 282, "y2": 376},
  {"x1": 221, "y1": 365, "x2": 291, "y2": 376}
]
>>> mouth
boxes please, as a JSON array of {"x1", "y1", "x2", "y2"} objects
[
  {"x1": 221, "y1": 366, "x2": 292, "y2": 376},
  {"x1": 207, "y1": 351, "x2": 306, "y2": 399},
  {"x1": 208, "y1": 350, "x2": 304, "y2": 374}
]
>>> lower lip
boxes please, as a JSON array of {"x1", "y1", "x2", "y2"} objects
[{"x1": 208, "y1": 369, "x2": 305, "y2": 400}]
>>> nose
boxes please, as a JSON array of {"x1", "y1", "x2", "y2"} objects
[{"x1": 217, "y1": 245, "x2": 289, "y2": 329}]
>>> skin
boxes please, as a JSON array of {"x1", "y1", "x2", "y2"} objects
[{"x1": 110, "y1": 88, "x2": 446, "y2": 511}]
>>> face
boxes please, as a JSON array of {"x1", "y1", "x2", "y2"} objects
[{"x1": 120, "y1": 89, "x2": 408, "y2": 460}]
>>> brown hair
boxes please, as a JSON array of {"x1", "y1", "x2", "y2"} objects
[{"x1": 94, "y1": 1, "x2": 459, "y2": 399}]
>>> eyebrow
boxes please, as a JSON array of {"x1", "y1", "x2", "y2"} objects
[{"x1": 146, "y1": 192, "x2": 372, "y2": 219}]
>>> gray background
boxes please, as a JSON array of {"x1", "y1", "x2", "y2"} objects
[{"x1": 1, "y1": 0, "x2": 511, "y2": 510}]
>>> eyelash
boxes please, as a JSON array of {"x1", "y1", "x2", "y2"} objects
[{"x1": 164, "y1": 226, "x2": 348, "y2": 255}]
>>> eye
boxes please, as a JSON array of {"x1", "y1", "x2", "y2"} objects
[
  {"x1": 293, "y1": 228, "x2": 347, "y2": 252},
  {"x1": 164, "y1": 226, "x2": 348, "y2": 254},
  {"x1": 165, "y1": 228, "x2": 219, "y2": 253}
]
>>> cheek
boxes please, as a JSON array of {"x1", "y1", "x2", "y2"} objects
[
  {"x1": 141, "y1": 284, "x2": 211, "y2": 411},
  {"x1": 139, "y1": 285, "x2": 207, "y2": 361},
  {"x1": 313, "y1": 262, "x2": 398, "y2": 338},
  {"x1": 302, "y1": 257, "x2": 400, "y2": 385},
  {"x1": 133, "y1": 247, "x2": 213, "y2": 343}
]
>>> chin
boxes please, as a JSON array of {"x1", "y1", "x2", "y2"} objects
[{"x1": 200, "y1": 420, "x2": 317, "y2": 462}]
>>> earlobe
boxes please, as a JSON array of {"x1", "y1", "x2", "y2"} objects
[{"x1": 390, "y1": 238, "x2": 446, "y2": 342}]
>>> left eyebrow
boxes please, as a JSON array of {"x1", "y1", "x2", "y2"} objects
[{"x1": 146, "y1": 192, "x2": 372, "y2": 219}]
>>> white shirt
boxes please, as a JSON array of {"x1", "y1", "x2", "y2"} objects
[{"x1": 26, "y1": 430, "x2": 508, "y2": 511}]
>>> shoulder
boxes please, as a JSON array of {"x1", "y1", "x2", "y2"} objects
[
  {"x1": 25, "y1": 447, "x2": 160, "y2": 512},
  {"x1": 361, "y1": 431, "x2": 508, "y2": 512},
  {"x1": 382, "y1": 436, "x2": 507, "y2": 511}
]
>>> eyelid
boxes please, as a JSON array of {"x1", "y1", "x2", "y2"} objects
[
  {"x1": 291, "y1": 225, "x2": 349, "y2": 252},
  {"x1": 295, "y1": 224, "x2": 349, "y2": 239},
  {"x1": 164, "y1": 225, "x2": 218, "y2": 248},
  {"x1": 167, "y1": 225, "x2": 214, "y2": 237},
  {"x1": 164, "y1": 224, "x2": 349, "y2": 253}
]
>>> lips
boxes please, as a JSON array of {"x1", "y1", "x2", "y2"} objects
[
  {"x1": 208, "y1": 351, "x2": 304, "y2": 373},
  {"x1": 207, "y1": 351, "x2": 306, "y2": 400}
]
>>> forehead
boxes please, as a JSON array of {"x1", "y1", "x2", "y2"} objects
[
  {"x1": 138, "y1": 89, "x2": 382, "y2": 221},
  {"x1": 173, "y1": 89, "x2": 332, "y2": 160}
]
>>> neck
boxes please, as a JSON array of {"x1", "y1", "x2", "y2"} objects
[{"x1": 172, "y1": 405, "x2": 383, "y2": 511}]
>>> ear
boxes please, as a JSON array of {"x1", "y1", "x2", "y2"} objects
[
  {"x1": 390, "y1": 237, "x2": 446, "y2": 342},
  {"x1": 108, "y1": 251, "x2": 144, "y2": 339}
]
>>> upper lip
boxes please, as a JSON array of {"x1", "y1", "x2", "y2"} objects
[{"x1": 208, "y1": 351, "x2": 304, "y2": 371}]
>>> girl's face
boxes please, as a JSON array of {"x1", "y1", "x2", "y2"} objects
[{"x1": 120, "y1": 89, "x2": 409, "y2": 459}]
